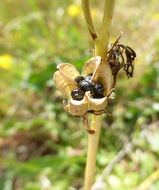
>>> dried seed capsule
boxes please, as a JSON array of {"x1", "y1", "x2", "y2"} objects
[
  {"x1": 79, "y1": 80, "x2": 95, "y2": 92},
  {"x1": 71, "y1": 89, "x2": 85, "y2": 100},
  {"x1": 85, "y1": 73, "x2": 93, "y2": 81},
  {"x1": 75, "y1": 76, "x2": 85, "y2": 83},
  {"x1": 94, "y1": 84, "x2": 104, "y2": 95}
]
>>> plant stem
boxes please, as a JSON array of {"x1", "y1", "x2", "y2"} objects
[
  {"x1": 84, "y1": 114, "x2": 102, "y2": 190},
  {"x1": 84, "y1": 1, "x2": 115, "y2": 190},
  {"x1": 95, "y1": 0, "x2": 115, "y2": 60},
  {"x1": 135, "y1": 169, "x2": 159, "y2": 190},
  {"x1": 81, "y1": 0, "x2": 98, "y2": 40}
]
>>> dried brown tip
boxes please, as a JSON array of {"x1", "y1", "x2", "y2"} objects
[{"x1": 106, "y1": 36, "x2": 136, "y2": 86}]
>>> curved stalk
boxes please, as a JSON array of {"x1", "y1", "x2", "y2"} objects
[
  {"x1": 83, "y1": 1, "x2": 115, "y2": 190},
  {"x1": 81, "y1": 0, "x2": 98, "y2": 40}
]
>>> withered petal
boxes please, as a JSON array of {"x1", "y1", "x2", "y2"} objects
[
  {"x1": 85, "y1": 92, "x2": 108, "y2": 111},
  {"x1": 81, "y1": 56, "x2": 101, "y2": 77},
  {"x1": 91, "y1": 60, "x2": 113, "y2": 96},
  {"x1": 54, "y1": 71, "x2": 78, "y2": 99},
  {"x1": 64, "y1": 98, "x2": 88, "y2": 116},
  {"x1": 58, "y1": 63, "x2": 80, "y2": 80}
]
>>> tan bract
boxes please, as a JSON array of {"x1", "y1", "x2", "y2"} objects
[{"x1": 53, "y1": 56, "x2": 112, "y2": 117}]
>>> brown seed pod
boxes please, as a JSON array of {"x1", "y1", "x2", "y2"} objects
[
  {"x1": 54, "y1": 56, "x2": 113, "y2": 115},
  {"x1": 53, "y1": 56, "x2": 114, "y2": 132}
]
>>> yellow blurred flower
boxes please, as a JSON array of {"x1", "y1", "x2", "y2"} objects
[
  {"x1": 152, "y1": 12, "x2": 159, "y2": 21},
  {"x1": 67, "y1": 4, "x2": 81, "y2": 18},
  {"x1": 0, "y1": 54, "x2": 12, "y2": 70}
]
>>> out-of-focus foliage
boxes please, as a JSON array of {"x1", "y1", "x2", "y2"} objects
[{"x1": 0, "y1": 0, "x2": 159, "y2": 189}]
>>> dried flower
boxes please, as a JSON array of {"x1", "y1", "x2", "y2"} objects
[{"x1": 107, "y1": 35, "x2": 136, "y2": 87}]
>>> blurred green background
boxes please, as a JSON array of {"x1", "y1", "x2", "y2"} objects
[{"x1": 0, "y1": 0, "x2": 159, "y2": 190}]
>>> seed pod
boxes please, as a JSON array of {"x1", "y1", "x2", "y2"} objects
[{"x1": 54, "y1": 56, "x2": 112, "y2": 117}]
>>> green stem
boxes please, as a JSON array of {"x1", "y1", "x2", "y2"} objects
[
  {"x1": 135, "y1": 169, "x2": 159, "y2": 190},
  {"x1": 84, "y1": 1, "x2": 115, "y2": 190},
  {"x1": 95, "y1": 0, "x2": 115, "y2": 60},
  {"x1": 84, "y1": 115, "x2": 102, "y2": 190},
  {"x1": 81, "y1": 0, "x2": 98, "y2": 40}
]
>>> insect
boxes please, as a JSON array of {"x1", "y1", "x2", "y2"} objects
[{"x1": 107, "y1": 35, "x2": 136, "y2": 87}]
